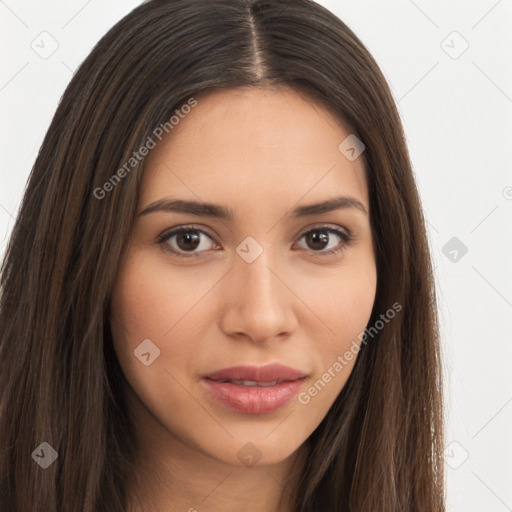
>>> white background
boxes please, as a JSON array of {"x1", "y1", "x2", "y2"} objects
[{"x1": 1, "y1": 1, "x2": 511, "y2": 510}]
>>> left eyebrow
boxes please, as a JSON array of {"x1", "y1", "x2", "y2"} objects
[
  {"x1": 291, "y1": 195, "x2": 368, "y2": 218},
  {"x1": 138, "y1": 195, "x2": 368, "y2": 219}
]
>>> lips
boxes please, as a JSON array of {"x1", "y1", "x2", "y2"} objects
[
  {"x1": 201, "y1": 363, "x2": 307, "y2": 414},
  {"x1": 203, "y1": 363, "x2": 306, "y2": 383}
]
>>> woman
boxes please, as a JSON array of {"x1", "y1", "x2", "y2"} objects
[{"x1": 0, "y1": 0, "x2": 445, "y2": 510}]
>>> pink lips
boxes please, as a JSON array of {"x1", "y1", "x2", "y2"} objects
[{"x1": 201, "y1": 363, "x2": 307, "y2": 414}]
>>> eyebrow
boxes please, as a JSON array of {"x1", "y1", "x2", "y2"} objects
[{"x1": 138, "y1": 195, "x2": 368, "y2": 219}]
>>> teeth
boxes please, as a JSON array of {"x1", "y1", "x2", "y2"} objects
[
  {"x1": 233, "y1": 380, "x2": 259, "y2": 386},
  {"x1": 254, "y1": 381, "x2": 279, "y2": 387},
  {"x1": 217, "y1": 379, "x2": 280, "y2": 386}
]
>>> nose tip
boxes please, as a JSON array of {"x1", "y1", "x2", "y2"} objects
[{"x1": 219, "y1": 249, "x2": 297, "y2": 343}]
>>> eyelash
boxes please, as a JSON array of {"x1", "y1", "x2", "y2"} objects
[{"x1": 156, "y1": 224, "x2": 354, "y2": 260}]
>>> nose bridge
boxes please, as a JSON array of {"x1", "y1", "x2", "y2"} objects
[
  {"x1": 238, "y1": 245, "x2": 280, "y2": 304},
  {"x1": 220, "y1": 238, "x2": 296, "y2": 341}
]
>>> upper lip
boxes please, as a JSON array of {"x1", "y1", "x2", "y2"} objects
[{"x1": 203, "y1": 363, "x2": 307, "y2": 382}]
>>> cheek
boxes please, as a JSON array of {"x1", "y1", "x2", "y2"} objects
[
  {"x1": 109, "y1": 253, "x2": 207, "y2": 434},
  {"x1": 111, "y1": 250, "x2": 212, "y2": 349},
  {"x1": 109, "y1": 250, "x2": 231, "y2": 413},
  {"x1": 294, "y1": 256, "x2": 377, "y2": 410},
  {"x1": 302, "y1": 254, "x2": 377, "y2": 343},
  {"x1": 110, "y1": 253, "x2": 171, "y2": 385}
]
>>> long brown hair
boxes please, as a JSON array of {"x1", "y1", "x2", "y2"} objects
[{"x1": 0, "y1": 0, "x2": 445, "y2": 510}]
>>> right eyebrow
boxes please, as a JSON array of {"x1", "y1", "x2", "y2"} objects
[{"x1": 139, "y1": 199, "x2": 233, "y2": 219}]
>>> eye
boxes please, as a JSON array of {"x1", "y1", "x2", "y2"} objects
[
  {"x1": 157, "y1": 226, "x2": 219, "y2": 258},
  {"x1": 294, "y1": 226, "x2": 354, "y2": 256},
  {"x1": 157, "y1": 224, "x2": 354, "y2": 260}
]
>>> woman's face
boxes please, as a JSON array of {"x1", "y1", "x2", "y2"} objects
[{"x1": 110, "y1": 86, "x2": 377, "y2": 468}]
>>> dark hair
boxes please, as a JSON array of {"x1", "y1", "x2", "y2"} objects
[{"x1": 0, "y1": 0, "x2": 444, "y2": 510}]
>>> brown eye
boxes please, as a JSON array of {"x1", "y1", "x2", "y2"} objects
[
  {"x1": 159, "y1": 227, "x2": 217, "y2": 257},
  {"x1": 296, "y1": 227, "x2": 353, "y2": 256},
  {"x1": 175, "y1": 231, "x2": 201, "y2": 251},
  {"x1": 304, "y1": 231, "x2": 330, "y2": 250}
]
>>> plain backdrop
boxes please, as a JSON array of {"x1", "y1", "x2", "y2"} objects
[{"x1": 1, "y1": 1, "x2": 511, "y2": 510}]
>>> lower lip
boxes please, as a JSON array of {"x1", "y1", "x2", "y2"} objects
[{"x1": 201, "y1": 377, "x2": 306, "y2": 414}]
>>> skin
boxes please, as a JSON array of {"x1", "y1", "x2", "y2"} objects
[{"x1": 110, "y1": 85, "x2": 377, "y2": 512}]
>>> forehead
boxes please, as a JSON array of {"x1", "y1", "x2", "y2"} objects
[{"x1": 139, "y1": 86, "x2": 369, "y2": 213}]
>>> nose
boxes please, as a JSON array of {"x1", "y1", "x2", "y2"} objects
[{"x1": 219, "y1": 246, "x2": 298, "y2": 344}]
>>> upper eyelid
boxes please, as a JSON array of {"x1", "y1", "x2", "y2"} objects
[{"x1": 300, "y1": 225, "x2": 351, "y2": 238}]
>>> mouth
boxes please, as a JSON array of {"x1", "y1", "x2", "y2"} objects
[
  {"x1": 210, "y1": 379, "x2": 290, "y2": 386},
  {"x1": 201, "y1": 363, "x2": 308, "y2": 414},
  {"x1": 203, "y1": 363, "x2": 306, "y2": 382}
]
